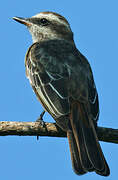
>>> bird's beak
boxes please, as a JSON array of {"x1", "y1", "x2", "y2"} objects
[{"x1": 13, "y1": 17, "x2": 31, "y2": 27}]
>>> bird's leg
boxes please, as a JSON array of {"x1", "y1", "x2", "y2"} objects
[
  {"x1": 36, "y1": 110, "x2": 45, "y2": 122},
  {"x1": 36, "y1": 110, "x2": 45, "y2": 140}
]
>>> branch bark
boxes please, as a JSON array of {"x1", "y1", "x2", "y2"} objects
[{"x1": 0, "y1": 121, "x2": 117, "y2": 144}]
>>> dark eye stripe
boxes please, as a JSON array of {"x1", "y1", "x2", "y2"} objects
[{"x1": 29, "y1": 17, "x2": 49, "y2": 26}]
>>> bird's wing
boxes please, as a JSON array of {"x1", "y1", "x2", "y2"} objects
[
  {"x1": 79, "y1": 51, "x2": 99, "y2": 122},
  {"x1": 87, "y1": 75, "x2": 99, "y2": 122},
  {"x1": 25, "y1": 42, "x2": 70, "y2": 119},
  {"x1": 65, "y1": 50, "x2": 99, "y2": 122}
]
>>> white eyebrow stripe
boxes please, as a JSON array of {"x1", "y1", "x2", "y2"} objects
[{"x1": 32, "y1": 13, "x2": 70, "y2": 28}]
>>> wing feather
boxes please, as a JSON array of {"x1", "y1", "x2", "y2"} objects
[{"x1": 25, "y1": 43, "x2": 70, "y2": 118}]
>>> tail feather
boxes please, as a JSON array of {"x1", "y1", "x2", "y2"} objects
[
  {"x1": 78, "y1": 104, "x2": 104, "y2": 170},
  {"x1": 67, "y1": 102, "x2": 110, "y2": 176},
  {"x1": 67, "y1": 131, "x2": 86, "y2": 175},
  {"x1": 69, "y1": 106, "x2": 94, "y2": 171}
]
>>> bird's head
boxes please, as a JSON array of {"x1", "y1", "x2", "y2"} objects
[{"x1": 13, "y1": 12, "x2": 73, "y2": 43}]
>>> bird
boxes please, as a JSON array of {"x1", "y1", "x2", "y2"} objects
[{"x1": 13, "y1": 11, "x2": 110, "y2": 176}]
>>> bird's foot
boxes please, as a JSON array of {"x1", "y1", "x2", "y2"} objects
[{"x1": 36, "y1": 110, "x2": 45, "y2": 140}]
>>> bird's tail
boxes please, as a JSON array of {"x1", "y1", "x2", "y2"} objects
[{"x1": 67, "y1": 102, "x2": 110, "y2": 176}]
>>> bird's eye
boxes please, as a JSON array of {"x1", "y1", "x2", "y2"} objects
[{"x1": 40, "y1": 18, "x2": 49, "y2": 26}]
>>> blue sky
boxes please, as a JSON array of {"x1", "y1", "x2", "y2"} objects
[{"x1": 0, "y1": 0, "x2": 118, "y2": 179}]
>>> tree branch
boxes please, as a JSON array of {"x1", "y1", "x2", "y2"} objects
[{"x1": 0, "y1": 121, "x2": 117, "y2": 144}]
